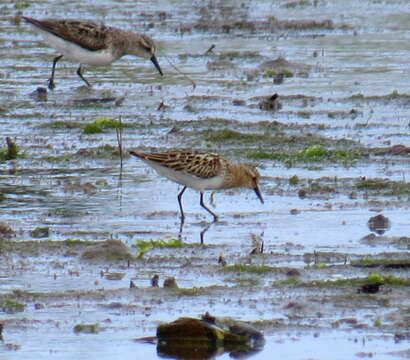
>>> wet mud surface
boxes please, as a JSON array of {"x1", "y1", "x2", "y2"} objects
[{"x1": 0, "y1": 0, "x2": 409, "y2": 359}]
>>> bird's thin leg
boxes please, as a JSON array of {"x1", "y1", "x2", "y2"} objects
[
  {"x1": 199, "y1": 222, "x2": 212, "y2": 245},
  {"x1": 48, "y1": 54, "x2": 63, "y2": 90},
  {"x1": 177, "y1": 186, "x2": 187, "y2": 221},
  {"x1": 76, "y1": 66, "x2": 91, "y2": 87},
  {"x1": 200, "y1": 192, "x2": 218, "y2": 222},
  {"x1": 178, "y1": 216, "x2": 185, "y2": 240}
]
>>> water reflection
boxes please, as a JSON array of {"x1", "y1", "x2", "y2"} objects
[{"x1": 178, "y1": 217, "x2": 213, "y2": 244}]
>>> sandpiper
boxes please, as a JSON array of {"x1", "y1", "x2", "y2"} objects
[
  {"x1": 129, "y1": 150, "x2": 263, "y2": 222},
  {"x1": 23, "y1": 17, "x2": 163, "y2": 89}
]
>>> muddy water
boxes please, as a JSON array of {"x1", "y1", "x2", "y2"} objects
[{"x1": 1, "y1": 0, "x2": 410, "y2": 359}]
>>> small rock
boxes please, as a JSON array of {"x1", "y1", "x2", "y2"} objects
[
  {"x1": 104, "y1": 272, "x2": 125, "y2": 280},
  {"x1": 73, "y1": 323, "x2": 100, "y2": 333},
  {"x1": 30, "y1": 87, "x2": 47, "y2": 101},
  {"x1": 367, "y1": 214, "x2": 391, "y2": 235},
  {"x1": 286, "y1": 268, "x2": 301, "y2": 277},
  {"x1": 298, "y1": 189, "x2": 307, "y2": 199},
  {"x1": 357, "y1": 282, "x2": 384, "y2": 294},
  {"x1": 163, "y1": 277, "x2": 178, "y2": 288},
  {"x1": 232, "y1": 99, "x2": 246, "y2": 106},
  {"x1": 30, "y1": 226, "x2": 49, "y2": 238}
]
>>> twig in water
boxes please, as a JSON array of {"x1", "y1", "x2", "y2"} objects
[
  {"x1": 204, "y1": 44, "x2": 216, "y2": 55},
  {"x1": 162, "y1": 53, "x2": 196, "y2": 90},
  {"x1": 115, "y1": 115, "x2": 123, "y2": 176}
]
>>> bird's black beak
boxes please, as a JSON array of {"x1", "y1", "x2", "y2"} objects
[
  {"x1": 150, "y1": 55, "x2": 163, "y2": 76},
  {"x1": 254, "y1": 186, "x2": 264, "y2": 204}
]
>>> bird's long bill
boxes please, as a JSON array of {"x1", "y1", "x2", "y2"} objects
[
  {"x1": 150, "y1": 55, "x2": 163, "y2": 76},
  {"x1": 254, "y1": 186, "x2": 264, "y2": 204}
]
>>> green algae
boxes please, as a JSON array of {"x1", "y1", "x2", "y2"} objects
[
  {"x1": 356, "y1": 178, "x2": 410, "y2": 195},
  {"x1": 351, "y1": 257, "x2": 410, "y2": 268},
  {"x1": 42, "y1": 144, "x2": 123, "y2": 162},
  {"x1": 73, "y1": 323, "x2": 100, "y2": 333},
  {"x1": 247, "y1": 145, "x2": 362, "y2": 163},
  {"x1": 136, "y1": 238, "x2": 184, "y2": 258},
  {"x1": 84, "y1": 117, "x2": 131, "y2": 134},
  {"x1": 0, "y1": 299, "x2": 25, "y2": 314},
  {"x1": 39, "y1": 120, "x2": 83, "y2": 129},
  {"x1": 223, "y1": 264, "x2": 279, "y2": 274}
]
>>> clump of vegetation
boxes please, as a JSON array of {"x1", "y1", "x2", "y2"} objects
[
  {"x1": 64, "y1": 238, "x2": 94, "y2": 246},
  {"x1": 0, "y1": 138, "x2": 19, "y2": 161},
  {"x1": 39, "y1": 120, "x2": 83, "y2": 129},
  {"x1": 15, "y1": 1, "x2": 31, "y2": 10},
  {"x1": 136, "y1": 238, "x2": 184, "y2": 258},
  {"x1": 78, "y1": 144, "x2": 121, "y2": 158},
  {"x1": 366, "y1": 273, "x2": 408, "y2": 286},
  {"x1": 273, "y1": 277, "x2": 301, "y2": 286},
  {"x1": 310, "y1": 273, "x2": 409, "y2": 287},
  {"x1": 0, "y1": 222, "x2": 14, "y2": 238},
  {"x1": 73, "y1": 323, "x2": 100, "y2": 334},
  {"x1": 0, "y1": 299, "x2": 25, "y2": 314},
  {"x1": 81, "y1": 239, "x2": 133, "y2": 262},
  {"x1": 84, "y1": 117, "x2": 129, "y2": 134},
  {"x1": 289, "y1": 175, "x2": 299, "y2": 186},
  {"x1": 356, "y1": 179, "x2": 390, "y2": 190},
  {"x1": 30, "y1": 227, "x2": 49, "y2": 238},
  {"x1": 264, "y1": 69, "x2": 294, "y2": 78},
  {"x1": 356, "y1": 178, "x2": 410, "y2": 195},
  {"x1": 351, "y1": 257, "x2": 410, "y2": 268},
  {"x1": 205, "y1": 129, "x2": 269, "y2": 143},
  {"x1": 247, "y1": 145, "x2": 362, "y2": 163},
  {"x1": 223, "y1": 264, "x2": 278, "y2": 274}
]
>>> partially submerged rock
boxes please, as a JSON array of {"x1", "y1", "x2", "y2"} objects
[{"x1": 156, "y1": 313, "x2": 264, "y2": 359}]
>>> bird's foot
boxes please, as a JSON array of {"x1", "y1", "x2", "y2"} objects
[{"x1": 47, "y1": 79, "x2": 55, "y2": 90}]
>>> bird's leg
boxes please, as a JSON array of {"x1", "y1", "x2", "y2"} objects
[
  {"x1": 200, "y1": 192, "x2": 218, "y2": 222},
  {"x1": 48, "y1": 54, "x2": 63, "y2": 90},
  {"x1": 76, "y1": 66, "x2": 91, "y2": 87},
  {"x1": 178, "y1": 216, "x2": 185, "y2": 240},
  {"x1": 177, "y1": 186, "x2": 187, "y2": 221},
  {"x1": 199, "y1": 222, "x2": 212, "y2": 245}
]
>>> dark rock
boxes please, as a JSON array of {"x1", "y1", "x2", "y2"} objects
[{"x1": 367, "y1": 214, "x2": 391, "y2": 235}]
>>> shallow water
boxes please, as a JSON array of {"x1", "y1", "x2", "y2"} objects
[{"x1": 1, "y1": 0, "x2": 410, "y2": 359}]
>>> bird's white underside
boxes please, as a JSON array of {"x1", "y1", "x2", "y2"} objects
[
  {"x1": 143, "y1": 159, "x2": 225, "y2": 192},
  {"x1": 32, "y1": 27, "x2": 117, "y2": 66}
]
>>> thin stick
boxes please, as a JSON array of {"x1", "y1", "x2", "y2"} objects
[
  {"x1": 116, "y1": 115, "x2": 123, "y2": 176},
  {"x1": 161, "y1": 53, "x2": 197, "y2": 90}
]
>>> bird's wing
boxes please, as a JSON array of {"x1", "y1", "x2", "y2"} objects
[
  {"x1": 130, "y1": 150, "x2": 222, "y2": 179},
  {"x1": 23, "y1": 17, "x2": 108, "y2": 51}
]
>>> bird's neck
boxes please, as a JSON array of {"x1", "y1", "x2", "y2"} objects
[{"x1": 222, "y1": 163, "x2": 248, "y2": 188}]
